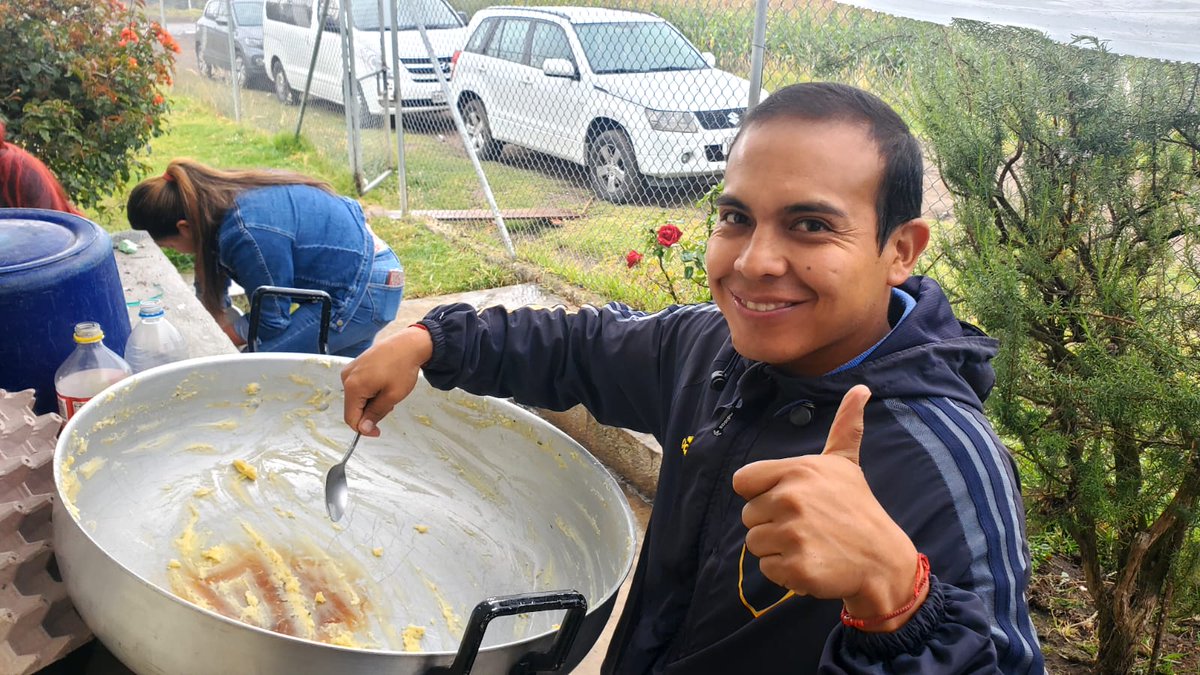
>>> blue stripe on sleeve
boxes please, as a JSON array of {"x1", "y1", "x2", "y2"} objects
[{"x1": 885, "y1": 398, "x2": 1043, "y2": 673}]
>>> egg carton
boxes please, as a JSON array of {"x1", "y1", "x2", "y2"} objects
[{"x1": 0, "y1": 389, "x2": 91, "y2": 674}]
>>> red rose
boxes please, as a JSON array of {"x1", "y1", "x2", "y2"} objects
[
  {"x1": 626, "y1": 250, "x2": 644, "y2": 268},
  {"x1": 657, "y1": 224, "x2": 683, "y2": 248}
]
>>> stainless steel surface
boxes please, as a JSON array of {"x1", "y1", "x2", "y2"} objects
[
  {"x1": 325, "y1": 432, "x2": 361, "y2": 522},
  {"x1": 54, "y1": 354, "x2": 637, "y2": 675}
]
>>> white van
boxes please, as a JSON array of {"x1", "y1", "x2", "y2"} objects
[{"x1": 262, "y1": 0, "x2": 468, "y2": 117}]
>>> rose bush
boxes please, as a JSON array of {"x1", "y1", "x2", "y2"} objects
[
  {"x1": 1, "y1": 0, "x2": 178, "y2": 209},
  {"x1": 624, "y1": 184, "x2": 721, "y2": 305}
]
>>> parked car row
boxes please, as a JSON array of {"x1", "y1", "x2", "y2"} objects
[{"x1": 197, "y1": 2, "x2": 763, "y2": 201}]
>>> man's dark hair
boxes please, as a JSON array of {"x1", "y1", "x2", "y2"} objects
[{"x1": 732, "y1": 82, "x2": 923, "y2": 250}]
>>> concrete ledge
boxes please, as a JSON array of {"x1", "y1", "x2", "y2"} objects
[{"x1": 533, "y1": 406, "x2": 661, "y2": 500}]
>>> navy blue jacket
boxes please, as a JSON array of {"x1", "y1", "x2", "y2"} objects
[{"x1": 420, "y1": 276, "x2": 1044, "y2": 674}]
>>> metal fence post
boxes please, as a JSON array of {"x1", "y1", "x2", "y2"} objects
[
  {"x1": 223, "y1": 0, "x2": 241, "y2": 122},
  {"x1": 295, "y1": 0, "x2": 333, "y2": 138},
  {"x1": 748, "y1": 0, "x2": 769, "y2": 110},
  {"x1": 412, "y1": 12, "x2": 514, "y2": 258},
  {"x1": 340, "y1": 0, "x2": 366, "y2": 192},
  {"x1": 390, "y1": 0, "x2": 408, "y2": 216}
]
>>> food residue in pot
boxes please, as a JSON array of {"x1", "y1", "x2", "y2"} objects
[
  {"x1": 194, "y1": 487, "x2": 214, "y2": 498},
  {"x1": 78, "y1": 457, "x2": 107, "y2": 480},
  {"x1": 232, "y1": 459, "x2": 257, "y2": 481},
  {"x1": 245, "y1": 382, "x2": 261, "y2": 396},
  {"x1": 402, "y1": 625, "x2": 426, "y2": 652},
  {"x1": 414, "y1": 525, "x2": 429, "y2": 534},
  {"x1": 372, "y1": 547, "x2": 383, "y2": 557},
  {"x1": 206, "y1": 419, "x2": 239, "y2": 431},
  {"x1": 168, "y1": 519, "x2": 374, "y2": 649}
]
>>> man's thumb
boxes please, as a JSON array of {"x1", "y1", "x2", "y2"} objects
[{"x1": 822, "y1": 385, "x2": 871, "y2": 465}]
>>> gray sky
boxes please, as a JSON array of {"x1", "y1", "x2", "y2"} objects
[{"x1": 840, "y1": 0, "x2": 1200, "y2": 63}]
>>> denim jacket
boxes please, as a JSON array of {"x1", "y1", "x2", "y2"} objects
[{"x1": 216, "y1": 184, "x2": 373, "y2": 343}]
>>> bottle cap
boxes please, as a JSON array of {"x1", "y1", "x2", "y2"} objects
[
  {"x1": 74, "y1": 322, "x2": 104, "y2": 344},
  {"x1": 138, "y1": 298, "x2": 165, "y2": 318}
]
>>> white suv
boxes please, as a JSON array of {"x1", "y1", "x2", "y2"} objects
[{"x1": 450, "y1": 7, "x2": 763, "y2": 202}]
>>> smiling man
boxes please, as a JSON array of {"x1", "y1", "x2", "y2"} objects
[{"x1": 342, "y1": 82, "x2": 1044, "y2": 673}]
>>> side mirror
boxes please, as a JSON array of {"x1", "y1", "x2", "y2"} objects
[
  {"x1": 542, "y1": 58, "x2": 576, "y2": 79},
  {"x1": 215, "y1": 16, "x2": 228, "y2": 25},
  {"x1": 701, "y1": 52, "x2": 716, "y2": 68},
  {"x1": 456, "y1": 10, "x2": 467, "y2": 25}
]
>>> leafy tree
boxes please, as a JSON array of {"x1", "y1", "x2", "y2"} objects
[
  {"x1": 914, "y1": 21, "x2": 1200, "y2": 673},
  {"x1": 0, "y1": 0, "x2": 179, "y2": 209}
]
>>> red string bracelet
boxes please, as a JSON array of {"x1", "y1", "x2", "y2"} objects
[
  {"x1": 408, "y1": 322, "x2": 429, "y2": 332},
  {"x1": 840, "y1": 553, "x2": 930, "y2": 630}
]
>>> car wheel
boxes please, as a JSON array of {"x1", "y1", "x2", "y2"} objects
[
  {"x1": 234, "y1": 53, "x2": 247, "y2": 89},
  {"x1": 462, "y1": 99, "x2": 502, "y2": 161},
  {"x1": 589, "y1": 129, "x2": 643, "y2": 203},
  {"x1": 273, "y1": 62, "x2": 296, "y2": 105},
  {"x1": 196, "y1": 44, "x2": 213, "y2": 78}
]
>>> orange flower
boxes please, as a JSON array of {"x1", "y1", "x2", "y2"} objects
[
  {"x1": 128, "y1": 56, "x2": 138, "y2": 68},
  {"x1": 153, "y1": 94, "x2": 164, "y2": 105}
]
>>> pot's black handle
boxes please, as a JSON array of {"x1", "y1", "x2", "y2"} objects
[
  {"x1": 247, "y1": 286, "x2": 333, "y2": 355},
  {"x1": 426, "y1": 590, "x2": 588, "y2": 675}
]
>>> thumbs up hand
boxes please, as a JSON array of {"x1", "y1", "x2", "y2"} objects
[{"x1": 732, "y1": 385, "x2": 925, "y2": 631}]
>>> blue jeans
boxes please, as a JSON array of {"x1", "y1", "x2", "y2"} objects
[{"x1": 255, "y1": 249, "x2": 403, "y2": 357}]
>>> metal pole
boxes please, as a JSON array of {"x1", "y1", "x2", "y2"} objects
[
  {"x1": 412, "y1": 8, "x2": 514, "y2": 257},
  {"x1": 224, "y1": 0, "x2": 241, "y2": 122},
  {"x1": 376, "y1": 0, "x2": 393, "y2": 176},
  {"x1": 159, "y1": 0, "x2": 166, "y2": 30},
  {"x1": 295, "y1": 0, "x2": 333, "y2": 137},
  {"x1": 341, "y1": 0, "x2": 366, "y2": 192},
  {"x1": 390, "y1": 0, "x2": 408, "y2": 215},
  {"x1": 747, "y1": 0, "x2": 769, "y2": 110}
]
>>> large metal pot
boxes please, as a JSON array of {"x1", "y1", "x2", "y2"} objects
[{"x1": 54, "y1": 354, "x2": 637, "y2": 674}]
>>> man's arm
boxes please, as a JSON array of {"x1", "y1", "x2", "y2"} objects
[{"x1": 346, "y1": 301, "x2": 712, "y2": 437}]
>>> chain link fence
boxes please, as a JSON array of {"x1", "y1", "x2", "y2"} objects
[{"x1": 168, "y1": 0, "x2": 1158, "y2": 309}]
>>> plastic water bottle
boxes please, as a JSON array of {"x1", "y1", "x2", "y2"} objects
[
  {"x1": 124, "y1": 299, "x2": 189, "y2": 374},
  {"x1": 54, "y1": 322, "x2": 133, "y2": 420}
]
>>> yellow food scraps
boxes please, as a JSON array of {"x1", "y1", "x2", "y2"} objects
[
  {"x1": 193, "y1": 487, "x2": 214, "y2": 498},
  {"x1": 414, "y1": 525, "x2": 430, "y2": 534},
  {"x1": 421, "y1": 576, "x2": 463, "y2": 636},
  {"x1": 184, "y1": 443, "x2": 218, "y2": 454},
  {"x1": 245, "y1": 382, "x2": 261, "y2": 396},
  {"x1": 402, "y1": 625, "x2": 426, "y2": 652},
  {"x1": 202, "y1": 546, "x2": 228, "y2": 563},
  {"x1": 372, "y1": 547, "x2": 383, "y2": 557},
  {"x1": 207, "y1": 419, "x2": 239, "y2": 431},
  {"x1": 232, "y1": 459, "x2": 257, "y2": 481},
  {"x1": 78, "y1": 457, "x2": 107, "y2": 480},
  {"x1": 168, "y1": 516, "x2": 374, "y2": 650}
]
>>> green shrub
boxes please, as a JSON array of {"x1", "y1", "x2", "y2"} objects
[{"x1": 0, "y1": 0, "x2": 179, "y2": 208}]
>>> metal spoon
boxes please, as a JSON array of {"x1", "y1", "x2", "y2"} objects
[{"x1": 325, "y1": 432, "x2": 361, "y2": 522}]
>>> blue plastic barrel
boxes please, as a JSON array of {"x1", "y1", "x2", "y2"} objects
[{"x1": 0, "y1": 209, "x2": 132, "y2": 415}]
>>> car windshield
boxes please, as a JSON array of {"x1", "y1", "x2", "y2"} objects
[
  {"x1": 351, "y1": 0, "x2": 461, "y2": 31},
  {"x1": 234, "y1": 2, "x2": 263, "y2": 26},
  {"x1": 576, "y1": 21, "x2": 706, "y2": 74}
]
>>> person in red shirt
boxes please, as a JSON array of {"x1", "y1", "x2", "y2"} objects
[{"x1": 0, "y1": 119, "x2": 83, "y2": 215}]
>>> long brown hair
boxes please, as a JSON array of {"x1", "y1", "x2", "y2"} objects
[{"x1": 126, "y1": 158, "x2": 334, "y2": 316}]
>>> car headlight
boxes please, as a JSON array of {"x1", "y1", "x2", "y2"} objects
[{"x1": 646, "y1": 109, "x2": 698, "y2": 134}]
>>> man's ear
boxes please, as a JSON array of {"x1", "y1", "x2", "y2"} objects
[{"x1": 885, "y1": 219, "x2": 930, "y2": 286}]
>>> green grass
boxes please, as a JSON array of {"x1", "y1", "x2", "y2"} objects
[{"x1": 87, "y1": 95, "x2": 515, "y2": 299}]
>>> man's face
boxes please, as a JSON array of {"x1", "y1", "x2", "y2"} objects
[{"x1": 706, "y1": 117, "x2": 926, "y2": 377}]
